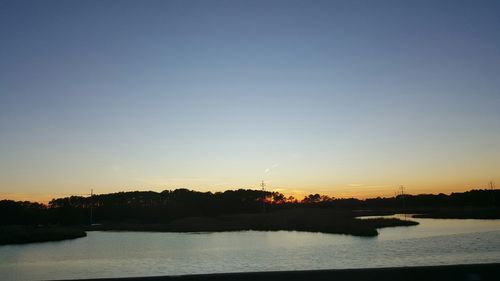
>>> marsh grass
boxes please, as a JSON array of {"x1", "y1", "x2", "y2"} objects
[
  {"x1": 0, "y1": 225, "x2": 86, "y2": 245},
  {"x1": 88, "y1": 208, "x2": 418, "y2": 237}
]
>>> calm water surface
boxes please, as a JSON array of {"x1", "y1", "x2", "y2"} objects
[{"x1": 1, "y1": 216, "x2": 499, "y2": 280}]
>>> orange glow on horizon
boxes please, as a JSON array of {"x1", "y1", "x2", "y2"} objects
[{"x1": 1, "y1": 183, "x2": 493, "y2": 204}]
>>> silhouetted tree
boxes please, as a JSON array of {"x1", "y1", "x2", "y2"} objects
[{"x1": 1, "y1": 189, "x2": 498, "y2": 226}]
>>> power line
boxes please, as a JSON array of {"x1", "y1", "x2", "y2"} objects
[
  {"x1": 399, "y1": 185, "x2": 406, "y2": 220},
  {"x1": 261, "y1": 180, "x2": 266, "y2": 213},
  {"x1": 490, "y1": 181, "x2": 495, "y2": 206},
  {"x1": 90, "y1": 188, "x2": 93, "y2": 226}
]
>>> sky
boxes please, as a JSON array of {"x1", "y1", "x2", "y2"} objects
[{"x1": 1, "y1": 0, "x2": 499, "y2": 202}]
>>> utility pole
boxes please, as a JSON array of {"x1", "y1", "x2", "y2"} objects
[
  {"x1": 400, "y1": 185, "x2": 406, "y2": 220},
  {"x1": 490, "y1": 182, "x2": 495, "y2": 206},
  {"x1": 261, "y1": 180, "x2": 266, "y2": 213},
  {"x1": 89, "y1": 188, "x2": 93, "y2": 225}
]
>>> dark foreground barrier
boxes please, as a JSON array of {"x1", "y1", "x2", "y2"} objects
[{"x1": 54, "y1": 263, "x2": 500, "y2": 281}]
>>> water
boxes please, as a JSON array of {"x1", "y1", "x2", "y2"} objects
[{"x1": 1, "y1": 216, "x2": 499, "y2": 280}]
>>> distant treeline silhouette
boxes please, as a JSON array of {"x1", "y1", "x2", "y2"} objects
[{"x1": 1, "y1": 189, "x2": 498, "y2": 226}]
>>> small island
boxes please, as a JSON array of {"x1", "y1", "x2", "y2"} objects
[
  {"x1": 0, "y1": 225, "x2": 86, "y2": 245},
  {"x1": 86, "y1": 208, "x2": 418, "y2": 237}
]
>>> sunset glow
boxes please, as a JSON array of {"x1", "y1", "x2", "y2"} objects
[{"x1": 1, "y1": 0, "x2": 499, "y2": 203}]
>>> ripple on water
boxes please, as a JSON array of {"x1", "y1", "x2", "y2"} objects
[{"x1": 0, "y1": 218, "x2": 499, "y2": 280}]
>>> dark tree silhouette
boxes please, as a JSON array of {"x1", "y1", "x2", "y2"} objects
[{"x1": 1, "y1": 189, "x2": 499, "y2": 226}]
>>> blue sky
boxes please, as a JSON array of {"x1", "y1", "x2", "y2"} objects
[{"x1": 1, "y1": 0, "x2": 499, "y2": 200}]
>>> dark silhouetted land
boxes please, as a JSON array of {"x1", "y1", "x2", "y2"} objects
[
  {"x1": 86, "y1": 208, "x2": 418, "y2": 237},
  {"x1": 1, "y1": 188, "x2": 498, "y2": 244},
  {"x1": 0, "y1": 225, "x2": 86, "y2": 245},
  {"x1": 412, "y1": 207, "x2": 500, "y2": 219}
]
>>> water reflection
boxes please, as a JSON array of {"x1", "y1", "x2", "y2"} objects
[
  {"x1": 361, "y1": 214, "x2": 500, "y2": 240},
  {"x1": 0, "y1": 217, "x2": 499, "y2": 280}
]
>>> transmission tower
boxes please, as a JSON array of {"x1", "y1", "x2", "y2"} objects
[
  {"x1": 89, "y1": 188, "x2": 93, "y2": 225},
  {"x1": 490, "y1": 181, "x2": 495, "y2": 206},
  {"x1": 399, "y1": 185, "x2": 406, "y2": 219},
  {"x1": 261, "y1": 180, "x2": 266, "y2": 213}
]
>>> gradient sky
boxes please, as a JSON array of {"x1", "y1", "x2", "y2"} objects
[{"x1": 1, "y1": 0, "x2": 499, "y2": 202}]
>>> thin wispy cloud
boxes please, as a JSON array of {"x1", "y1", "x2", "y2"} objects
[{"x1": 264, "y1": 163, "x2": 280, "y2": 174}]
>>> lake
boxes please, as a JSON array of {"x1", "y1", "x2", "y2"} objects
[{"x1": 1, "y1": 215, "x2": 499, "y2": 280}]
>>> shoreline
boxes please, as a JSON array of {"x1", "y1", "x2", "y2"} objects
[
  {"x1": 6, "y1": 207, "x2": 500, "y2": 245},
  {"x1": 0, "y1": 226, "x2": 86, "y2": 246},
  {"x1": 84, "y1": 219, "x2": 419, "y2": 237},
  {"x1": 84, "y1": 209, "x2": 419, "y2": 237},
  {"x1": 51, "y1": 263, "x2": 500, "y2": 281},
  {"x1": 0, "y1": 216, "x2": 417, "y2": 246}
]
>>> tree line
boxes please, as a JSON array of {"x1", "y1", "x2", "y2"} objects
[{"x1": 1, "y1": 188, "x2": 498, "y2": 226}]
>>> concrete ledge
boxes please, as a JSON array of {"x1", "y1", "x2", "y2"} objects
[{"x1": 53, "y1": 263, "x2": 500, "y2": 281}]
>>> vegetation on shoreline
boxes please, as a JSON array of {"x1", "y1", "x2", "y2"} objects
[
  {"x1": 2, "y1": 189, "x2": 497, "y2": 226},
  {"x1": 86, "y1": 208, "x2": 418, "y2": 237},
  {"x1": 0, "y1": 188, "x2": 496, "y2": 244},
  {"x1": 411, "y1": 207, "x2": 500, "y2": 219},
  {"x1": 0, "y1": 225, "x2": 86, "y2": 245}
]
